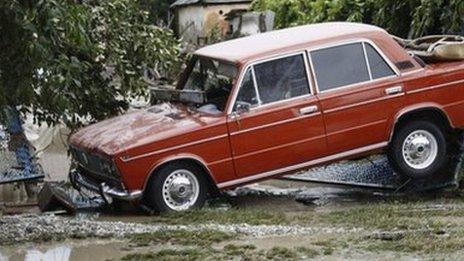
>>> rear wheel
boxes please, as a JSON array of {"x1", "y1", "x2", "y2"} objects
[
  {"x1": 145, "y1": 162, "x2": 208, "y2": 212},
  {"x1": 388, "y1": 120, "x2": 448, "y2": 179}
]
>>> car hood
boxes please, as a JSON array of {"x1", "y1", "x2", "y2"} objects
[{"x1": 69, "y1": 103, "x2": 218, "y2": 156}]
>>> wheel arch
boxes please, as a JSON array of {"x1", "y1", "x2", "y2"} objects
[
  {"x1": 389, "y1": 104, "x2": 454, "y2": 142},
  {"x1": 142, "y1": 154, "x2": 219, "y2": 196}
]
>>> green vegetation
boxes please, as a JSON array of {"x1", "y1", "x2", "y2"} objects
[
  {"x1": 139, "y1": 0, "x2": 175, "y2": 25},
  {"x1": 128, "y1": 230, "x2": 236, "y2": 247},
  {"x1": 139, "y1": 196, "x2": 464, "y2": 255},
  {"x1": 252, "y1": 0, "x2": 464, "y2": 38},
  {"x1": 362, "y1": 230, "x2": 464, "y2": 254},
  {"x1": 315, "y1": 200, "x2": 464, "y2": 231},
  {"x1": 223, "y1": 244, "x2": 257, "y2": 255},
  {"x1": 121, "y1": 248, "x2": 206, "y2": 261},
  {"x1": 149, "y1": 208, "x2": 288, "y2": 226},
  {"x1": 150, "y1": 197, "x2": 464, "y2": 230},
  {"x1": 0, "y1": 0, "x2": 180, "y2": 128},
  {"x1": 121, "y1": 244, "x2": 322, "y2": 260}
]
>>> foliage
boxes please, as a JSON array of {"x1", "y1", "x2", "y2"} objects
[
  {"x1": 252, "y1": 0, "x2": 464, "y2": 38},
  {"x1": 139, "y1": 0, "x2": 176, "y2": 26},
  {"x1": 0, "y1": 0, "x2": 180, "y2": 128}
]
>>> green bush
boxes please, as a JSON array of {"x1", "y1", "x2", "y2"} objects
[
  {"x1": 252, "y1": 0, "x2": 464, "y2": 38},
  {"x1": 0, "y1": 0, "x2": 180, "y2": 128}
]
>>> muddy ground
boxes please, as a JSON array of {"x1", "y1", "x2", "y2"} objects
[
  {"x1": 2, "y1": 178, "x2": 464, "y2": 260},
  {"x1": 2, "y1": 135, "x2": 464, "y2": 260}
]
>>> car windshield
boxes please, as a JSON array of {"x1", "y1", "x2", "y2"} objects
[{"x1": 180, "y1": 57, "x2": 237, "y2": 113}]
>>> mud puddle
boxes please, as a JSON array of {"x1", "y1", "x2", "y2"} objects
[
  {"x1": 93, "y1": 180, "x2": 394, "y2": 224},
  {"x1": 230, "y1": 180, "x2": 395, "y2": 211},
  {"x1": 0, "y1": 239, "x2": 137, "y2": 261}
]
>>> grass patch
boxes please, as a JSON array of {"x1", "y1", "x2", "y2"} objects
[
  {"x1": 305, "y1": 200, "x2": 464, "y2": 230},
  {"x1": 362, "y1": 229, "x2": 464, "y2": 254},
  {"x1": 129, "y1": 230, "x2": 236, "y2": 247},
  {"x1": 294, "y1": 246, "x2": 320, "y2": 258},
  {"x1": 121, "y1": 248, "x2": 205, "y2": 261},
  {"x1": 121, "y1": 244, "x2": 321, "y2": 260},
  {"x1": 149, "y1": 198, "x2": 464, "y2": 230},
  {"x1": 130, "y1": 196, "x2": 464, "y2": 257},
  {"x1": 150, "y1": 208, "x2": 288, "y2": 226},
  {"x1": 265, "y1": 246, "x2": 298, "y2": 259},
  {"x1": 223, "y1": 244, "x2": 257, "y2": 256}
]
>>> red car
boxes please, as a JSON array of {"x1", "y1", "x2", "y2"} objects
[{"x1": 69, "y1": 22, "x2": 464, "y2": 212}]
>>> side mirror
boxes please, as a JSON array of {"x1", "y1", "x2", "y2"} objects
[{"x1": 235, "y1": 101, "x2": 251, "y2": 114}]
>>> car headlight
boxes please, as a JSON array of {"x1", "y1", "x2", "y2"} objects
[{"x1": 99, "y1": 158, "x2": 119, "y2": 178}]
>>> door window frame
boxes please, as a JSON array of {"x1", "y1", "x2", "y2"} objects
[
  {"x1": 307, "y1": 39, "x2": 400, "y2": 94},
  {"x1": 227, "y1": 51, "x2": 315, "y2": 115}
]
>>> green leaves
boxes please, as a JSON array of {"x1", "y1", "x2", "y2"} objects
[
  {"x1": 0, "y1": 0, "x2": 180, "y2": 129},
  {"x1": 252, "y1": 0, "x2": 463, "y2": 38}
]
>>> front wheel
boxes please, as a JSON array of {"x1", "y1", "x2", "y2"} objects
[
  {"x1": 145, "y1": 162, "x2": 208, "y2": 212},
  {"x1": 388, "y1": 120, "x2": 448, "y2": 180}
]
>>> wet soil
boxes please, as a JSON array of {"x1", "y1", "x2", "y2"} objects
[{"x1": 2, "y1": 178, "x2": 464, "y2": 260}]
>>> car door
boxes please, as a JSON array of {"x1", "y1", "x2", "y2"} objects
[
  {"x1": 308, "y1": 41, "x2": 405, "y2": 155},
  {"x1": 226, "y1": 52, "x2": 327, "y2": 180}
]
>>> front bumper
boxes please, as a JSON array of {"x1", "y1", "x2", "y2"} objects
[{"x1": 69, "y1": 169, "x2": 142, "y2": 202}]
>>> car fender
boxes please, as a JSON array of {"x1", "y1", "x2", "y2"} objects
[
  {"x1": 142, "y1": 153, "x2": 217, "y2": 193},
  {"x1": 387, "y1": 102, "x2": 453, "y2": 142}
]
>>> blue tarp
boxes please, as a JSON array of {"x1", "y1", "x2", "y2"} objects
[{"x1": 0, "y1": 107, "x2": 45, "y2": 184}]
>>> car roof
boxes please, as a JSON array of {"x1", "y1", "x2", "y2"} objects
[{"x1": 194, "y1": 22, "x2": 386, "y2": 64}]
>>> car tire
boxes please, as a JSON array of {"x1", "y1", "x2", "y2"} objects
[
  {"x1": 145, "y1": 162, "x2": 208, "y2": 212},
  {"x1": 388, "y1": 120, "x2": 448, "y2": 180}
]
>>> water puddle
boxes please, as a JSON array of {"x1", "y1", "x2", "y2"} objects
[{"x1": 0, "y1": 240, "x2": 131, "y2": 261}]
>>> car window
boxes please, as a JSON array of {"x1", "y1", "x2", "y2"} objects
[
  {"x1": 235, "y1": 68, "x2": 259, "y2": 109},
  {"x1": 365, "y1": 43, "x2": 396, "y2": 79},
  {"x1": 253, "y1": 54, "x2": 310, "y2": 104},
  {"x1": 311, "y1": 43, "x2": 370, "y2": 91},
  {"x1": 181, "y1": 57, "x2": 236, "y2": 112}
]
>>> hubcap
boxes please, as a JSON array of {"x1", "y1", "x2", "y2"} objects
[
  {"x1": 162, "y1": 169, "x2": 199, "y2": 211},
  {"x1": 402, "y1": 130, "x2": 438, "y2": 170}
]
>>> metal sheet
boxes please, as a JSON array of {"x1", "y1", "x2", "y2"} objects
[{"x1": 284, "y1": 136, "x2": 464, "y2": 192}]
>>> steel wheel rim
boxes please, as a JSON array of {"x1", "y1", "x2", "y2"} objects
[
  {"x1": 162, "y1": 169, "x2": 199, "y2": 211},
  {"x1": 402, "y1": 129, "x2": 438, "y2": 170}
]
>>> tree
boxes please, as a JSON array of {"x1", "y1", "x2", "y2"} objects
[
  {"x1": 139, "y1": 0, "x2": 176, "y2": 26},
  {"x1": 252, "y1": 0, "x2": 464, "y2": 38},
  {"x1": 0, "y1": 0, "x2": 181, "y2": 129}
]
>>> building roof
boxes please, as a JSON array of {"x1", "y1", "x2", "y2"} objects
[
  {"x1": 171, "y1": 0, "x2": 252, "y2": 8},
  {"x1": 194, "y1": 22, "x2": 386, "y2": 64}
]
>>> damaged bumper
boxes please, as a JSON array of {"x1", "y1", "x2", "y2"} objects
[{"x1": 69, "y1": 169, "x2": 142, "y2": 202}]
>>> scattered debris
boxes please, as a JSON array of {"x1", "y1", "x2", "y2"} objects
[
  {"x1": 38, "y1": 183, "x2": 76, "y2": 214},
  {"x1": 37, "y1": 182, "x2": 105, "y2": 214}
]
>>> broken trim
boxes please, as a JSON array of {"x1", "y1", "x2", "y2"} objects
[
  {"x1": 217, "y1": 141, "x2": 388, "y2": 189},
  {"x1": 70, "y1": 169, "x2": 142, "y2": 201}
]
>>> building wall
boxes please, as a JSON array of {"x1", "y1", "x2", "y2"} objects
[{"x1": 176, "y1": 3, "x2": 250, "y2": 44}]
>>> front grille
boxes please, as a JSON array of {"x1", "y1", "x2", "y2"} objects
[
  {"x1": 77, "y1": 167, "x2": 123, "y2": 190},
  {"x1": 70, "y1": 147, "x2": 119, "y2": 181}
]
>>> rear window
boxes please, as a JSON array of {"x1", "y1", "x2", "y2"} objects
[
  {"x1": 365, "y1": 43, "x2": 395, "y2": 79},
  {"x1": 311, "y1": 43, "x2": 370, "y2": 92},
  {"x1": 310, "y1": 42, "x2": 397, "y2": 92}
]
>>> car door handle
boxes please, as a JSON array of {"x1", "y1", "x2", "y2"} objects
[
  {"x1": 385, "y1": 86, "x2": 403, "y2": 95},
  {"x1": 299, "y1": 105, "x2": 318, "y2": 115}
]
